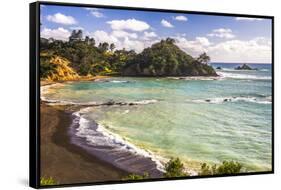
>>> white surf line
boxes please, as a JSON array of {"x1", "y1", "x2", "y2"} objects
[{"x1": 74, "y1": 106, "x2": 198, "y2": 176}]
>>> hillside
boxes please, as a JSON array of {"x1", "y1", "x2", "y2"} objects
[
  {"x1": 40, "y1": 33, "x2": 217, "y2": 80},
  {"x1": 40, "y1": 53, "x2": 80, "y2": 81},
  {"x1": 122, "y1": 38, "x2": 217, "y2": 76}
]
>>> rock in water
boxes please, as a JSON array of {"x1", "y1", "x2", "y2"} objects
[{"x1": 235, "y1": 64, "x2": 256, "y2": 70}]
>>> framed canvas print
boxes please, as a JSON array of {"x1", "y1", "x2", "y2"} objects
[{"x1": 29, "y1": 1, "x2": 274, "y2": 188}]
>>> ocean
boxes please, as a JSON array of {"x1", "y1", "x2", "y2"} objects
[{"x1": 41, "y1": 63, "x2": 272, "y2": 174}]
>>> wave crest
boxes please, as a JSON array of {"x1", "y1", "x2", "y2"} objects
[
  {"x1": 72, "y1": 108, "x2": 166, "y2": 176},
  {"x1": 217, "y1": 71, "x2": 271, "y2": 80}
]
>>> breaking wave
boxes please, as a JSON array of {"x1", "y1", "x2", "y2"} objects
[
  {"x1": 217, "y1": 71, "x2": 271, "y2": 80},
  {"x1": 71, "y1": 107, "x2": 167, "y2": 176}
]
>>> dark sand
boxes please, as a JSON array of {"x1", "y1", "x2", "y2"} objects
[{"x1": 40, "y1": 103, "x2": 128, "y2": 185}]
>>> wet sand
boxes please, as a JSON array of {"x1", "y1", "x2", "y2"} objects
[{"x1": 40, "y1": 103, "x2": 128, "y2": 185}]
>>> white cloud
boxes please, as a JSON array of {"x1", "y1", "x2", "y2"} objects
[
  {"x1": 235, "y1": 17, "x2": 264, "y2": 21},
  {"x1": 173, "y1": 15, "x2": 188, "y2": 21},
  {"x1": 111, "y1": 30, "x2": 138, "y2": 39},
  {"x1": 253, "y1": 37, "x2": 271, "y2": 46},
  {"x1": 84, "y1": 8, "x2": 105, "y2": 18},
  {"x1": 161, "y1": 19, "x2": 174, "y2": 28},
  {"x1": 90, "y1": 30, "x2": 156, "y2": 53},
  {"x1": 144, "y1": 31, "x2": 157, "y2": 38},
  {"x1": 207, "y1": 38, "x2": 271, "y2": 63},
  {"x1": 175, "y1": 36, "x2": 211, "y2": 57},
  {"x1": 107, "y1": 19, "x2": 150, "y2": 32},
  {"x1": 41, "y1": 27, "x2": 71, "y2": 41},
  {"x1": 196, "y1": 37, "x2": 211, "y2": 46},
  {"x1": 122, "y1": 37, "x2": 145, "y2": 52},
  {"x1": 207, "y1": 28, "x2": 235, "y2": 39},
  {"x1": 91, "y1": 10, "x2": 104, "y2": 18},
  {"x1": 46, "y1": 13, "x2": 77, "y2": 25},
  {"x1": 91, "y1": 30, "x2": 119, "y2": 45},
  {"x1": 175, "y1": 35, "x2": 271, "y2": 63}
]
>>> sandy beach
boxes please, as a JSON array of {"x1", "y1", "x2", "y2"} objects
[{"x1": 40, "y1": 102, "x2": 128, "y2": 185}]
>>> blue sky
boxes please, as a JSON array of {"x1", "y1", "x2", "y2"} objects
[{"x1": 40, "y1": 4, "x2": 272, "y2": 63}]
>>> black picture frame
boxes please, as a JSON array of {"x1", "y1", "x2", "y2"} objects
[{"x1": 30, "y1": 1, "x2": 274, "y2": 188}]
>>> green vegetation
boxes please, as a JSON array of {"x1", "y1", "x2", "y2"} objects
[
  {"x1": 122, "y1": 159, "x2": 242, "y2": 181},
  {"x1": 122, "y1": 38, "x2": 217, "y2": 76},
  {"x1": 41, "y1": 36, "x2": 136, "y2": 78},
  {"x1": 163, "y1": 158, "x2": 242, "y2": 178},
  {"x1": 40, "y1": 177, "x2": 57, "y2": 186},
  {"x1": 40, "y1": 54, "x2": 58, "y2": 79},
  {"x1": 199, "y1": 161, "x2": 242, "y2": 175},
  {"x1": 122, "y1": 172, "x2": 149, "y2": 180},
  {"x1": 164, "y1": 157, "x2": 187, "y2": 177},
  {"x1": 40, "y1": 30, "x2": 217, "y2": 80}
]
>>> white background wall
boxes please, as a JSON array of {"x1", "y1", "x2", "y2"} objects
[{"x1": 0, "y1": 0, "x2": 279, "y2": 189}]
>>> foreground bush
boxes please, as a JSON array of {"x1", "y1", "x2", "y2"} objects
[
  {"x1": 164, "y1": 157, "x2": 187, "y2": 177},
  {"x1": 200, "y1": 161, "x2": 242, "y2": 175}
]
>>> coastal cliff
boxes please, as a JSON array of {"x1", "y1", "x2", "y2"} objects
[{"x1": 40, "y1": 54, "x2": 80, "y2": 81}]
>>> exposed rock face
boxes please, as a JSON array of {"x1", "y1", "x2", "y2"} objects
[{"x1": 40, "y1": 54, "x2": 80, "y2": 81}]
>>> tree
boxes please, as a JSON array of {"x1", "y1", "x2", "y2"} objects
[
  {"x1": 89, "y1": 38, "x2": 95, "y2": 46},
  {"x1": 98, "y1": 42, "x2": 109, "y2": 52},
  {"x1": 166, "y1": 37, "x2": 176, "y2": 44},
  {"x1": 110, "y1": 43, "x2": 116, "y2": 52},
  {"x1": 164, "y1": 158, "x2": 187, "y2": 178},
  {"x1": 197, "y1": 52, "x2": 210, "y2": 64}
]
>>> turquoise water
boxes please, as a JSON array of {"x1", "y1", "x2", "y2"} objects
[{"x1": 42, "y1": 63, "x2": 272, "y2": 172}]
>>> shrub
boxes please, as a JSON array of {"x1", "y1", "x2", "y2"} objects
[
  {"x1": 199, "y1": 162, "x2": 217, "y2": 175},
  {"x1": 164, "y1": 157, "x2": 187, "y2": 178},
  {"x1": 123, "y1": 172, "x2": 149, "y2": 180},
  {"x1": 216, "y1": 161, "x2": 242, "y2": 174},
  {"x1": 199, "y1": 161, "x2": 242, "y2": 176}
]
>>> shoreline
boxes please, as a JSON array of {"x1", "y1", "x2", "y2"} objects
[
  {"x1": 40, "y1": 80, "x2": 167, "y2": 181},
  {"x1": 40, "y1": 102, "x2": 129, "y2": 185},
  {"x1": 70, "y1": 106, "x2": 165, "y2": 177},
  {"x1": 40, "y1": 75, "x2": 110, "y2": 86},
  {"x1": 40, "y1": 74, "x2": 224, "y2": 86}
]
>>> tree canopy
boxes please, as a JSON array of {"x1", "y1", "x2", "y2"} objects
[
  {"x1": 40, "y1": 33, "x2": 217, "y2": 80},
  {"x1": 122, "y1": 38, "x2": 217, "y2": 76}
]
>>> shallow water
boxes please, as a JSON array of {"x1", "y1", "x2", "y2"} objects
[{"x1": 42, "y1": 63, "x2": 272, "y2": 172}]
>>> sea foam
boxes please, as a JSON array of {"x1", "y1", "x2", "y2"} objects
[
  {"x1": 217, "y1": 71, "x2": 271, "y2": 80},
  {"x1": 73, "y1": 107, "x2": 168, "y2": 174}
]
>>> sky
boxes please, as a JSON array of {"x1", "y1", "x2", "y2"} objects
[{"x1": 40, "y1": 4, "x2": 272, "y2": 63}]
